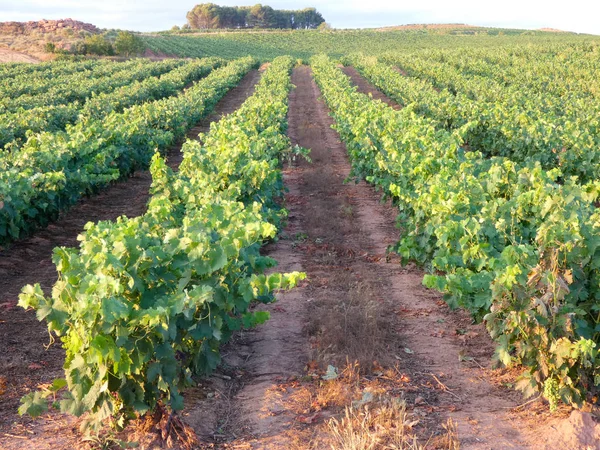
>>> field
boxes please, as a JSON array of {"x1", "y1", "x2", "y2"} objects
[{"x1": 2, "y1": 27, "x2": 600, "y2": 449}]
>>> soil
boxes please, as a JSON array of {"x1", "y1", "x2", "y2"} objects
[
  {"x1": 280, "y1": 66, "x2": 529, "y2": 448},
  {"x1": 535, "y1": 410, "x2": 600, "y2": 449},
  {"x1": 0, "y1": 48, "x2": 39, "y2": 63},
  {"x1": 0, "y1": 69, "x2": 261, "y2": 449},
  {"x1": 342, "y1": 66, "x2": 401, "y2": 109}
]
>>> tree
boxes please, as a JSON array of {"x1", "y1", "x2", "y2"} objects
[
  {"x1": 186, "y1": 3, "x2": 220, "y2": 29},
  {"x1": 83, "y1": 34, "x2": 114, "y2": 56},
  {"x1": 114, "y1": 31, "x2": 144, "y2": 57},
  {"x1": 185, "y1": 3, "x2": 326, "y2": 30},
  {"x1": 72, "y1": 40, "x2": 87, "y2": 55},
  {"x1": 247, "y1": 4, "x2": 276, "y2": 28},
  {"x1": 273, "y1": 9, "x2": 293, "y2": 28},
  {"x1": 294, "y1": 7, "x2": 324, "y2": 29}
]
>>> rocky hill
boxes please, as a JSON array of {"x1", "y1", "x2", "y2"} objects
[
  {"x1": 0, "y1": 19, "x2": 101, "y2": 62},
  {"x1": 0, "y1": 19, "x2": 99, "y2": 35}
]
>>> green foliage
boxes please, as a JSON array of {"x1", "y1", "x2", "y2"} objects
[
  {"x1": 7, "y1": 27, "x2": 600, "y2": 421},
  {"x1": 44, "y1": 42, "x2": 56, "y2": 53},
  {"x1": 83, "y1": 34, "x2": 115, "y2": 56},
  {"x1": 0, "y1": 58, "x2": 190, "y2": 149},
  {"x1": 114, "y1": 31, "x2": 145, "y2": 57},
  {"x1": 19, "y1": 56, "x2": 305, "y2": 432},
  {"x1": 369, "y1": 47, "x2": 600, "y2": 182},
  {"x1": 310, "y1": 54, "x2": 600, "y2": 411},
  {"x1": 143, "y1": 28, "x2": 594, "y2": 62},
  {"x1": 18, "y1": 378, "x2": 67, "y2": 417},
  {"x1": 0, "y1": 58, "x2": 249, "y2": 245},
  {"x1": 185, "y1": 3, "x2": 325, "y2": 30}
]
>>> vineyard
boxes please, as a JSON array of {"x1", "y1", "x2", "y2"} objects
[
  {"x1": 3, "y1": 28, "x2": 600, "y2": 449},
  {"x1": 142, "y1": 28, "x2": 594, "y2": 60}
]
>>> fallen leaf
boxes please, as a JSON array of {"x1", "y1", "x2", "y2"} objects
[
  {"x1": 0, "y1": 376, "x2": 7, "y2": 396},
  {"x1": 296, "y1": 412, "x2": 322, "y2": 424}
]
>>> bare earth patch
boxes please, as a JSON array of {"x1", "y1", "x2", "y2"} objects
[{"x1": 0, "y1": 48, "x2": 39, "y2": 63}]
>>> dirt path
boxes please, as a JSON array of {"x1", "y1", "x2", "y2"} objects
[
  {"x1": 203, "y1": 65, "x2": 531, "y2": 449},
  {"x1": 332, "y1": 66, "x2": 532, "y2": 447},
  {"x1": 342, "y1": 66, "x2": 401, "y2": 109},
  {"x1": 0, "y1": 69, "x2": 260, "y2": 447}
]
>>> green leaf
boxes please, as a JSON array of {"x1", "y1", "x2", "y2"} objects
[
  {"x1": 101, "y1": 297, "x2": 131, "y2": 325},
  {"x1": 50, "y1": 378, "x2": 67, "y2": 392},
  {"x1": 18, "y1": 392, "x2": 49, "y2": 418},
  {"x1": 147, "y1": 362, "x2": 162, "y2": 383}
]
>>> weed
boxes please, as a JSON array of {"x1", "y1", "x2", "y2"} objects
[{"x1": 327, "y1": 400, "x2": 421, "y2": 450}]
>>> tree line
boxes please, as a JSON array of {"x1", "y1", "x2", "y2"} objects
[{"x1": 186, "y1": 3, "x2": 325, "y2": 30}]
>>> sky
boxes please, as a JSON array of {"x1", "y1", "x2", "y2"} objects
[{"x1": 1, "y1": 0, "x2": 600, "y2": 35}]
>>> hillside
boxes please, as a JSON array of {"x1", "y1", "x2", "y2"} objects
[
  {"x1": 144, "y1": 26, "x2": 592, "y2": 62},
  {"x1": 378, "y1": 23, "x2": 576, "y2": 35},
  {"x1": 0, "y1": 19, "x2": 100, "y2": 61},
  {"x1": 377, "y1": 23, "x2": 481, "y2": 31}
]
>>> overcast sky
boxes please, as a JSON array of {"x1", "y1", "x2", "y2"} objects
[{"x1": 1, "y1": 0, "x2": 599, "y2": 34}]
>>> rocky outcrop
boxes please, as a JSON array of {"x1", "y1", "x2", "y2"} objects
[{"x1": 0, "y1": 19, "x2": 100, "y2": 35}]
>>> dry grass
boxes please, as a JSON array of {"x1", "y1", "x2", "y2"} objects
[
  {"x1": 288, "y1": 362, "x2": 361, "y2": 414},
  {"x1": 428, "y1": 419, "x2": 460, "y2": 450},
  {"x1": 109, "y1": 404, "x2": 199, "y2": 450},
  {"x1": 327, "y1": 400, "x2": 420, "y2": 450},
  {"x1": 308, "y1": 280, "x2": 394, "y2": 372},
  {"x1": 280, "y1": 361, "x2": 460, "y2": 449}
]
